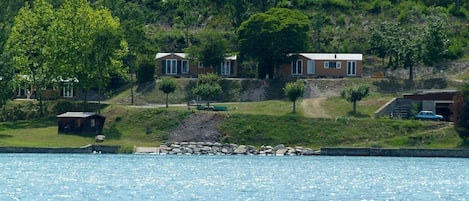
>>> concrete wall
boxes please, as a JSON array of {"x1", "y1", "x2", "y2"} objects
[
  {"x1": 0, "y1": 145, "x2": 119, "y2": 154},
  {"x1": 374, "y1": 98, "x2": 397, "y2": 118},
  {"x1": 422, "y1": 100, "x2": 435, "y2": 112},
  {"x1": 321, "y1": 147, "x2": 469, "y2": 158}
]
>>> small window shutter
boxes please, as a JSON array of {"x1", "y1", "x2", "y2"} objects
[{"x1": 161, "y1": 60, "x2": 166, "y2": 74}]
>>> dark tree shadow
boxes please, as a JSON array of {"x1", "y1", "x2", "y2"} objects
[
  {"x1": 347, "y1": 111, "x2": 370, "y2": 118},
  {"x1": 459, "y1": 138, "x2": 469, "y2": 148},
  {"x1": 0, "y1": 134, "x2": 13, "y2": 139},
  {"x1": 103, "y1": 124, "x2": 123, "y2": 140}
]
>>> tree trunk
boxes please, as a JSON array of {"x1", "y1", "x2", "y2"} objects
[
  {"x1": 83, "y1": 90, "x2": 88, "y2": 104},
  {"x1": 38, "y1": 92, "x2": 43, "y2": 117},
  {"x1": 293, "y1": 101, "x2": 296, "y2": 113},
  {"x1": 130, "y1": 71, "x2": 134, "y2": 105},
  {"x1": 165, "y1": 93, "x2": 169, "y2": 108},
  {"x1": 409, "y1": 65, "x2": 413, "y2": 82},
  {"x1": 353, "y1": 101, "x2": 357, "y2": 113}
]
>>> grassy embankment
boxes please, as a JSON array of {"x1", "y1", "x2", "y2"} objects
[{"x1": 0, "y1": 93, "x2": 464, "y2": 150}]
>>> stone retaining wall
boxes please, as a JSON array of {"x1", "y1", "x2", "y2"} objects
[
  {"x1": 142, "y1": 142, "x2": 320, "y2": 156},
  {"x1": 321, "y1": 147, "x2": 469, "y2": 158}
]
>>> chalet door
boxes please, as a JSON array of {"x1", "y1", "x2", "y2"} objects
[
  {"x1": 220, "y1": 61, "x2": 231, "y2": 75},
  {"x1": 307, "y1": 60, "x2": 315, "y2": 74},
  {"x1": 347, "y1": 61, "x2": 356, "y2": 76}
]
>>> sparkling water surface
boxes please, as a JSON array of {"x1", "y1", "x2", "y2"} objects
[{"x1": 0, "y1": 154, "x2": 468, "y2": 200}]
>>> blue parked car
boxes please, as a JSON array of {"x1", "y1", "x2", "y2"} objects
[{"x1": 415, "y1": 111, "x2": 444, "y2": 121}]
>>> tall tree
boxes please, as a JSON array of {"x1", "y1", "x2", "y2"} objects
[
  {"x1": 4, "y1": 0, "x2": 54, "y2": 116},
  {"x1": 238, "y1": 8, "x2": 310, "y2": 79},
  {"x1": 174, "y1": 0, "x2": 199, "y2": 47},
  {"x1": 421, "y1": 16, "x2": 449, "y2": 66},
  {"x1": 397, "y1": 27, "x2": 422, "y2": 82},
  {"x1": 283, "y1": 79, "x2": 305, "y2": 113},
  {"x1": 0, "y1": 0, "x2": 26, "y2": 56},
  {"x1": 341, "y1": 85, "x2": 370, "y2": 114},
  {"x1": 47, "y1": 0, "x2": 128, "y2": 103},
  {"x1": 453, "y1": 84, "x2": 469, "y2": 140},
  {"x1": 158, "y1": 76, "x2": 177, "y2": 108},
  {"x1": 185, "y1": 30, "x2": 229, "y2": 69},
  {"x1": 0, "y1": 57, "x2": 14, "y2": 109},
  {"x1": 369, "y1": 21, "x2": 401, "y2": 68},
  {"x1": 192, "y1": 73, "x2": 222, "y2": 106}
]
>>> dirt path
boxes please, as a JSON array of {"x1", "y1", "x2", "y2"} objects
[{"x1": 301, "y1": 97, "x2": 330, "y2": 118}]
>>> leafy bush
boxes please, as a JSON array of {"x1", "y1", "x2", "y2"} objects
[{"x1": 136, "y1": 62, "x2": 155, "y2": 84}]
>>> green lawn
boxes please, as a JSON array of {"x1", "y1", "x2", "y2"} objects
[
  {"x1": 323, "y1": 93, "x2": 395, "y2": 118},
  {"x1": 0, "y1": 124, "x2": 96, "y2": 147},
  {"x1": 0, "y1": 92, "x2": 465, "y2": 150}
]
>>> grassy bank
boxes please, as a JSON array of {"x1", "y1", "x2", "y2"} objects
[
  {"x1": 0, "y1": 98, "x2": 465, "y2": 150},
  {"x1": 219, "y1": 114, "x2": 461, "y2": 148}
]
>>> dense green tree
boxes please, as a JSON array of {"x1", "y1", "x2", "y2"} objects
[
  {"x1": 225, "y1": 0, "x2": 250, "y2": 29},
  {"x1": 397, "y1": 27, "x2": 422, "y2": 82},
  {"x1": 369, "y1": 20, "x2": 444, "y2": 82},
  {"x1": 192, "y1": 73, "x2": 222, "y2": 106},
  {"x1": 421, "y1": 16, "x2": 449, "y2": 66},
  {"x1": 4, "y1": 0, "x2": 54, "y2": 116},
  {"x1": 0, "y1": 0, "x2": 26, "y2": 55},
  {"x1": 47, "y1": 0, "x2": 127, "y2": 102},
  {"x1": 341, "y1": 85, "x2": 370, "y2": 114},
  {"x1": 94, "y1": 0, "x2": 149, "y2": 90},
  {"x1": 0, "y1": 58, "x2": 14, "y2": 109},
  {"x1": 136, "y1": 58, "x2": 156, "y2": 84},
  {"x1": 185, "y1": 30, "x2": 229, "y2": 69},
  {"x1": 238, "y1": 7, "x2": 310, "y2": 79},
  {"x1": 453, "y1": 84, "x2": 469, "y2": 140},
  {"x1": 283, "y1": 79, "x2": 305, "y2": 113},
  {"x1": 158, "y1": 76, "x2": 177, "y2": 108},
  {"x1": 309, "y1": 12, "x2": 332, "y2": 52},
  {"x1": 369, "y1": 21, "x2": 401, "y2": 68},
  {"x1": 174, "y1": 0, "x2": 199, "y2": 46}
]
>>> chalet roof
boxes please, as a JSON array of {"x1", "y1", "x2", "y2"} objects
[
  {"x1": 155, "y1": 52, "x2": 237, "y2": 60},
  {"x1": 56, "y1": 112, "x2": 104, "y2": 118},
  {"x1": 298, "y1": 53, "x2": 363, "y2": 61},
  {"x1": 403, "y1": 90, "x2": 457, "y2": 101},
  {"x1": 155, "y1": 53, "x2": 186, "y2": 59}
]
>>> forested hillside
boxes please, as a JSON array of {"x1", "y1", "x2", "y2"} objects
[{"x1": 0, "y1": 0, "x2": 468, "y2": 95}]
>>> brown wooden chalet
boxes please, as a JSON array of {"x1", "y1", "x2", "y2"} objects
[
  {"x1": 57, "y1": 112, "x2": 105, "y2": 135},
  {"x1": 155, "y1": 53, "x2": 238, "y2": 77},
  {"x1": 278, "y1": 53, "x2": 363, "y2": 78}
]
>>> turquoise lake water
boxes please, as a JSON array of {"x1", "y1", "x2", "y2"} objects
[{"x1": 0, "y1": 154, "x2": 468, "y2": 200}]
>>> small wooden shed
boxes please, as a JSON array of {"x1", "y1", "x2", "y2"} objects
[{"x1": 57, "y1": 112, "x2": 105, "y2": 135}]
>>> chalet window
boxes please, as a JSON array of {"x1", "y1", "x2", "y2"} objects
[
  {"x1": 91, "y1": 119, "x2": 96, "y2": 128},
  {"x1": 347, "y1": 61, "x2": 357, "y2": 76},
  {"x1": 324, "y1": 61, "x2": 341, "y2": 69},
  {"x1": 63, "y1": 83, "x2": 73, "y2": 97},
  {"x1": 182, "y1": 60, "x2": 189, "y2": 73},
  {"x1": 221, "y1": 61, "x2": 231, "y2": 75},
  {"x1": 291, "y1": 59, "x2": 303, "y2": 75},
  {"x1": 165, "y1": 59, "x2": 178, "y2": 75}
]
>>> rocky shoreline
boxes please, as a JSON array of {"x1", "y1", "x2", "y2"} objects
[
  {"x1": 134, "y1": 142, "x2": 469, "y2": 158},
  {"x1": 135, "y1": 142, "x2": 320, "y2": 156}
]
